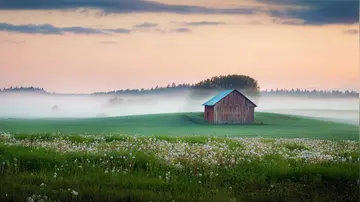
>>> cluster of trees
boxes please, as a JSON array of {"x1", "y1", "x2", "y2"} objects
[
  {"x1": 193, "y1": 75, "x2": 260, "y2": 92},
  {"x1": 189, "y1": 74, "x2": 260, "y2": 99},
  {"x1": 0, "y1": 86, "x2": 46, "y2": 93}
]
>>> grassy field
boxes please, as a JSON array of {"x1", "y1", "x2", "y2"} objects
[
  {"x1": 0, "y1": 112, "x2": 359, "y2": 201},
  {"x1": 0, "y1": 133, "x2": 359, "y2": 202},
  {"x1": 0, "y1": 112, "x2": 358, "y2": 140}
]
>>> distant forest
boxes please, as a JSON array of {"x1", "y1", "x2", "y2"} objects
[
  {"x1": 1, "y1": 74, "x2": 358, "y2": 98},
  {"x1": 0, "y1": 86, "x2": 46, "y2": 93}
]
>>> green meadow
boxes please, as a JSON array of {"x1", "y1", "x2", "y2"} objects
[
  {"x1": 0, "y1": 112, "x2": 358, "y2": 201},
  {"x1": 0, "y1": 112, "x2": 358, "y2": 140}
]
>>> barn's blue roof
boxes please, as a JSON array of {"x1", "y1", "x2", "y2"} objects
[
  {"x1": 202, "y1": 89, "x2": 257, "y2": 107},
  {"x1": 202, "y1": 89, "x2": 234, "y2": 106}
]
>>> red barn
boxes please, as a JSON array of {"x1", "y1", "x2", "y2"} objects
[{"x1": 202, "y1": 89, "x2": 257, "y2": 124}]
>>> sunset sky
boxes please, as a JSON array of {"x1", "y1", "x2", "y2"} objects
[{"x1": 0, "y1": 0, "x2": 358, "y2": 93}]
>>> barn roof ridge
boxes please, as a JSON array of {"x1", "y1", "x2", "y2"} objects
[{"x1": 202, "y1": 89, "x2": 257, "y2": 107}]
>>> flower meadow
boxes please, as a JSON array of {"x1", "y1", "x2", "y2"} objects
[{"x1": 0, "y1": 132, "x2": 359, "y2": 202}]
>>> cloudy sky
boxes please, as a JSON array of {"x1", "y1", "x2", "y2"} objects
[{"x1": 0, "y1": 0, "x2": 358, "y2": 93}]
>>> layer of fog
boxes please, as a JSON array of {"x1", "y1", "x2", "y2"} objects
[
  {"x1": 0, "y1": 92, "x2": 358, "y2": 125},
  {"x1": 256, "y1": 97, "x2": 359, "y2": 125}
]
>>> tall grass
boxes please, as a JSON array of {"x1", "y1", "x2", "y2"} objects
[{"x1": 0, "y1": 133, "x2": 359, "y2": 202}]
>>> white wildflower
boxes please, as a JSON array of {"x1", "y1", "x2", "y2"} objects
[{"x1": 71, "y1": 190, "x2": 79, "y2": 196}]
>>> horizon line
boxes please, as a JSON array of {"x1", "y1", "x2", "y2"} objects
[{"x1": 0, "y1": 86, "x2": 358, "y2": 95}]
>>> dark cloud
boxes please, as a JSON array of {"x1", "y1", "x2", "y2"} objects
[
  {"x1": 1, "y1": 0, "x2": 355, "y2": 26},
  {"x1": 0, "y1": 22, "x2": 131, "y2": 35},
  {"x1": 61, "y1": 26, "x2": 105, "y2": 34},
  {"x1": 98, "y1": 41, "x2": 118, "y2": 44},
  {"x1": 134, "y1": 22, "x2": 158, "y2": 28},
  {"x1": 0, "y1": 23, "x2": 63, "y2": 34},
  {"x1": 0, "y1": 22, "x2": 193, "y2": 35},
  {"x1": 0, "y1": 22, "x2": 105, "y2": 35},
  {"x1": 258, "y1": 0, "x2": 359, "y2": 25},
  {"x1": 343, "y1": 29, "x2": 359, "y2": 35},
  {"x1": 172, "y1": 28, "x2": 191, "y2": 33},
  {"x1": 0, "y1": 40, "x2": 25, "y2": 44},
  {"x1": 181, "y1": 21, "x2": 225, "y2": 26},
  {"x1": 103, "y1": 28, "x2": 132, "y2": 34},
  {"x1": 0, "y1": 0, "x2": 256, "y2": 15}
]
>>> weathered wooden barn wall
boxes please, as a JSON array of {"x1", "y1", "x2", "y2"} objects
[
  {"x1": 204, "y1": 105, "x2": 214, "y2": 123},
  {"x1": 213, "y1": 91, "x2": 255, "y2": 124}
]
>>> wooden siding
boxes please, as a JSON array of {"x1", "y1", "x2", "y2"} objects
[
  {"x1": 213, "y1": 91, "x2": 255, "y2": 124},
  {"x1": 204, "y1": 106, "x2": 214, "y2": 123}
]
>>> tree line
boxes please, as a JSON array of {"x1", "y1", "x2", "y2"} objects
[
  {"x1": 1, "y1": 74, "x2": 358, "y2": 98},
  {"x1": 93, "y1": 75, "x2": 261, "y2": 96},
  {"x1": 261, "y1": 89, "x2": 359, "y2": 98},
  {"x1": 0, "y1": 86, "x2": 46, "y2": 93}
]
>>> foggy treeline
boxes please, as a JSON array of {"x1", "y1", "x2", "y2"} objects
[
  {"x1": 1, "y1": 86, "x2": 358, "y2": 99},
  {"x1": 93, "y1": 88, "x2": 359, "y2": 98},
  {"x1": 1, "y1": 74, "x2": 358, "y2": 98},
  {"x1": 0, "y1": 86, "x2": 46, "y2": 93}
]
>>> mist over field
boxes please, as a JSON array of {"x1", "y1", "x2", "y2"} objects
[
  {"x1": 256, "y1": 96, "x2": 359, "y2": 125},
  {"x1": 0, "y1": 92, "x2": 358, "y2": 125}
]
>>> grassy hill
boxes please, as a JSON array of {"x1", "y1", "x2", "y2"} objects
[{"x1": 0, "y1": 112, "x2": 357, "y2": 140}]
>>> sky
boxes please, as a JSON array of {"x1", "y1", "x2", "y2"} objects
[{"x1": 0, "y1": 0, "x2": 358, "y2": 93}]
